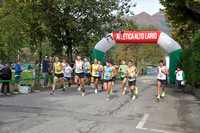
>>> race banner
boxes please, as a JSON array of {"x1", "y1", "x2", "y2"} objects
[{"x1": 112, "y1": 31, "x2": 161, "y2": 44}]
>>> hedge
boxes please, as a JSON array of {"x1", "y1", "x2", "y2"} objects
[{"x1": 182, "y1": 31, "x2": 200, "y2": 88}]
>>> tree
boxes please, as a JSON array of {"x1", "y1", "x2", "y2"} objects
[
  {"x1": 48, "y1": 0, "x2": 134, "y2": 63},
  {"x1": 159, "y1": 0, "x2": 200, "y2": 48}
]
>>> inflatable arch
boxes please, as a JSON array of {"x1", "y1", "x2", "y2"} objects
[{"x1": 92, "y1": 31, "x2": 182, "y2": 83}]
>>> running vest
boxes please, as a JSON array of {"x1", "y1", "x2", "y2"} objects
[
  {"x1": 92, "y1": 64, "x2": 99, "y2": 77},
  {"x1": 176, "y1": 70, "x2": 183, "y2": 81},
  {"x1": 157, "y1": 66, "x2": 166, "y2": 80},
  {"x1": 75, "y1": 60, "x2": 83, "y2": 73},
  {"x1": 121, "y1": 65, "x2": 128, "y2": 78},
  {"x1": 84, "y1": 62, "x2": 90, "y2": 73},
  {"x1": 64, "y1": 65, "x2": 72, "y2": 77},
  {"x1": 127, "y1": 67, "x2": 136, "y2": 81},
  {"x1": 54, "y1": 62, "x2": 62, "y2": 74},
  {"x1": 104, "y1": 66, "x2": 112, "y2": 80}
]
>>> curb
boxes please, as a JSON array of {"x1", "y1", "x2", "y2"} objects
[{"x1": 184, "y1": 84, "x2": 200, "y2": 99}]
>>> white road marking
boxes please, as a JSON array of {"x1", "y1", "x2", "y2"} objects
[
  {"x1": 136, "y1": 113, "x2": 171, "y2": 133},
  {"x1": 136, "y1": 113, "x2": 149, "y2": 129},
  {"x1": 150, "y1": 129, "x2": 171, "y2": 133}
]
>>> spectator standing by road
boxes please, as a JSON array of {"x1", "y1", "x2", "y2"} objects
[
  {"x1": 174, "y1": 66, "x2": 185, "y2": 91},
  {"x1": 0, "y1": 64, "x2": 12, "y2": 95},
  {"x1": 14, "y1": 59, "x2": 24, "y2": 94},
  {"x1": 48, "y1": 57, "x2": 53, "y2": 87},
  {"x1": 42, "y1": 56, "x2": 49, "y2": 88}
]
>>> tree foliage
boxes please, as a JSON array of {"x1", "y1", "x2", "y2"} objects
[
  {"x1": 182, "y1": 31, "x2": 200, "y2": 88},
  {"x1": 0, "y1": 0, "x2": 134, "y2": 64},
  {"x1": 160, "y1": 0, "x2": 200, "y2": 48}
]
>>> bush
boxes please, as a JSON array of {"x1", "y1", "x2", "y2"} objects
[{"x1": 182, "y1": 31, "x2": 200, "y2": 88}]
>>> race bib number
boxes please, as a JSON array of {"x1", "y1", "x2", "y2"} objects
[
  {"x1": 159, "y1": 73, "x2": 164, "y2": 78},
  {"x1": 105, "y1": 72, "x2": 110, "y2": 77},
  {"x1": 76, "y1": 67, "x2": 82, "y2": 72},
  {"x1": 93, "y1": 71, "x2": 98, "y2": 75},
  {"x1": 56, "y1": 68, "x2": 60, "y2": 72},
  {"x1": 65, "y1": 72, "x2": 69, "y2": 76},
  {"x1": 130, "y1": 74, "x2": 133, "y2": 77},
  {"x1": 122, "y1": 70, "x2": 125, "y2": 73}
]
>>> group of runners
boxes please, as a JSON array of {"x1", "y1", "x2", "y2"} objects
[{"x1": 49, "y1": 54, "x2": 143, "y2": 101}]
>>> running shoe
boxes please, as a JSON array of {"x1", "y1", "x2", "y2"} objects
[
  {"x1": 161, "y1": 90, "x2": 165, "y2": 97},
  {"x1": 101, "y1": 86, "x2": 104, "y2": 90},
  {"x1": 6, "y1": 92, "x2": 11, "y2": 96},
  {"x1": 91, "y1": 84, "x2": 94, "y2": 88},
  {"x1": 82, "y1": 92, "x2": 85, "y2": 96},
  {"x1": 106, "y1": 96, "x2": 110, "y2": 101},
  {"x1": 132, "y1": 95, "x2": 136, "y2": 101},
  {"x1": 13, "y1": 90, "x2": 19, "y2": 94},
  {"x1": 135, "y1": 87, "x2": 138, "y2": 95},
  {"x1": 50, "y1": 91, "x2": 55, "y2": 95},
  {"x1": 122, "y1": 90, "x2": 125, "y2": 95},
  {"x1": 110, "y1": 90, "x2": 113, "y2": 94},
  {"x1": 0, "y1": 92, "x2": 5, "y2": 95},
  {"x1": 62, "y1": 88, "x2": 65, "y2": 91},
  {"x1": 156, "y1": 96, "x2": 160, "y2": 101},
  {"x1": 95, "y1": 89, "x2": 98, "y2": 93},
  {"x1": 77, "y1": 86, "x2": 81, "y2": 91}
]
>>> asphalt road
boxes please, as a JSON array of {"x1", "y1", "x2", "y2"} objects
[{"x1": 0, "y1": 74, "x2": 199, "y2": 133}]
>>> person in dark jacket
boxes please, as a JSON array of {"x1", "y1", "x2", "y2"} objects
[
  {"x1": 0, "y1": 64, "x2": 12, "y2": 95},
  {"x1": 14, "y1": 59, "x2": 24, "y2": 94},
  {"x1": 42, "y1": 56, "x2": 49, "y2": 87}
]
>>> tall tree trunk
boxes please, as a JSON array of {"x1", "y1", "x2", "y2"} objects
[
  {"x1": 67, "y1": 39, "x2": 73, "y2": 63},
  {"x1": 37, "y1": 35, "x2": 43, "y2": 71}
]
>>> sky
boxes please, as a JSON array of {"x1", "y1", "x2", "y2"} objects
[{"x1": 130, "y1": 0, "x2": 165, "y2": 15}]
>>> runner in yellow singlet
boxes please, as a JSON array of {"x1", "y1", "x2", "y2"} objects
[
  {"x1": 50, "y1": 56, "x2": 65, "y2": 95},
  {"x1": 125, "y1": 60, "x2": 139, "y2": 101},
  {"x1": 90, "y1": 58, "x2": 100, "y2": 93}
]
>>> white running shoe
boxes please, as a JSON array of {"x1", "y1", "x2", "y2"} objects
[
  {"x1": 77, "y1": 86, "x2": 81, "y2": 91},
  {"x1": 95, "y1": 89, "x2": 98, "y2": 93},
  {"x1": 82, "y1": 92, "x2": 85, "y2": 96},
  {"x1": 132, "y1": 95, "x2": 136, "y2": 101}
]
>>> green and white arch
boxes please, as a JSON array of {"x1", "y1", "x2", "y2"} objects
[{"x1": 92, "y1": 31, "x2": 182, "y2": 83}]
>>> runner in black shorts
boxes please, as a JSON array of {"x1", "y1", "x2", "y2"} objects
[
  {"x1": 74, "y1": 54, "x2": 86, "y2": 96},
  {"x1": 84, "y1": 57, "x2": 91, "y2": 85},
  {"x1": 50, "y1": 57, "x2": 65, "y2": 95},
  {"x1": 102, "y1": 61, "x2": 115, "y2": 101}
]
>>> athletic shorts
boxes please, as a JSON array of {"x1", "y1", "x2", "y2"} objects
[
  {"x1": 55, "y1": 73, "x2": 64, "y2": 78},
  {"x1": 112, "y1": 77, "x2": 116, "y2": 82},
  {"x1": 15, "y1": 76, "x2": 20, "y2": 83},
  {"x1": 64, "y1": 77, "x2": 71, "y2": 81},
  {"x1": 92, "y1": 76, "x2": 99, "y2": 80},
  {"x1": 84, "y1": 73, "x2": 91, "y2": 78},
  {"x1": 121, "y1": 77, "x2": 126, "y2": 81},
  {"x1": 104, "y1": 79, "x2": 113, "y2": 83},
  {"x1": 157, "y1": 79, "x2": 166, "y2": 85},
  {"x1": 128, "y1": 80, "x2": 136, "y2": 86},
  {"x1": 76, "y1": 73, "x2": 84, "y2": 79}
]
